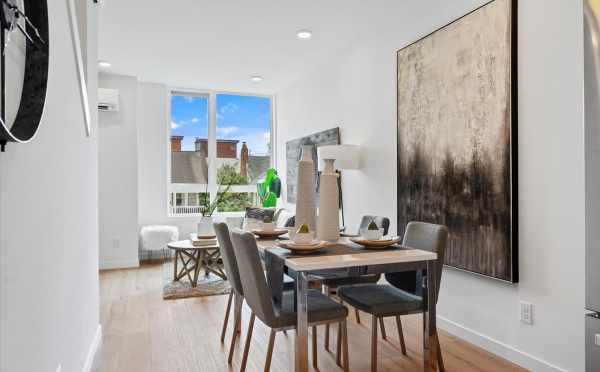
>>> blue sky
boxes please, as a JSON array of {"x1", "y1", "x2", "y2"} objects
[{"x1": 170, "y1": 94, "x2": 271, "y2": 155}]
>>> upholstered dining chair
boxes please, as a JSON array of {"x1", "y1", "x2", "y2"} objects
[
  {"x1": 321, "y1": 215, "x2": 391, "y2": 352},
  {"x1": 230, "y1": 229, "x2": 350, "y2": 372},
  {"x1": 337, "y1": 221, "x2": 448, "y2": 372},
  {"x1": 214, "y1": 222, "x2": 247, "y2": 364}
]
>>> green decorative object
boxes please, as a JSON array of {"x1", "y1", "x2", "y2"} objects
[
  {"x1": 368, "y1": 221, "x2": 379, "y2": 230},
  {"x1": 257, "y1": 168, "x2": 281, "y2": 208},
  {"x1": 297, "y1": 224, "x2": 310, "y2": 234}
]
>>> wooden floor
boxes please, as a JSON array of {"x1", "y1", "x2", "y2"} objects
[{"x1": 94, "y1": 263, "x2": 527, "y2": 372}]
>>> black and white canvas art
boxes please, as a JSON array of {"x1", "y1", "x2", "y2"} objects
[
  {"x1": 397, "y1": 0, "x2": 518, "y2": 282},
  {"x1": 286, "y1": 127, "x2": 340, "y2": 204}
]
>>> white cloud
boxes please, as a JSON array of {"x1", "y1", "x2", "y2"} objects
[
  {"x1": 264, "y1": 132, "x2": 271, "y2": 140},
  {"x1": 171, "y1": 121, "x2": 179, "y2": 129},
  {"x1": 191, "y1": 117, "x2": 199, "y2": 123},
  {"x1": 183, "y1": 96, "x2": 193, "y2": 103},
  {"x1": 219, "y1": 102, "x2": 239, "y2": 115},
  {"x1": 217, "y1": 126, "x2": 240, "y2": 136}
]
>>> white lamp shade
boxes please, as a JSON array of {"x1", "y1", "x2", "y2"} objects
[{"x1": 317, "y1": 145, "x2": 361, "y2": 170}]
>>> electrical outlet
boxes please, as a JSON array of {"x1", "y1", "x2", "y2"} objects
[
  {"x1": 520, "y1": 301, "x2": 533, "y2": 325},
  {"x1": 112, "y1": 237, "x2": 120, "y2": 250}
]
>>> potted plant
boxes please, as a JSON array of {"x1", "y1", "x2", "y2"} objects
[
  {"x1": 362, "y1": 220, "x2": 384, "y2": 241},
  {"x1": 261, "y1": 216, "x2": 275, "y2": 232},
  {"x1": 196, "y1": 182, "x2": 232, "y2": 238}
]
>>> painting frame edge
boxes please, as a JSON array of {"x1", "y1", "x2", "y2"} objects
[
  {"x1": 285, "y1": 127, "x2": 341, "y2": 204},
  {"x1": 395, "y1": 0, "x2": 519, "y2": 283}
]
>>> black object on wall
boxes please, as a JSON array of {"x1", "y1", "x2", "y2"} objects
[{"x1": 0, "y1": 0, "x2": 49, "y2": 152}]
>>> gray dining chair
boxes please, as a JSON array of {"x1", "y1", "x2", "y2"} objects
[
  {"x1": 214, "y1": 222, "x2": 247, "y2": 364},
  {"x1": 229, "y1": 229, "x2": 350, "y2": 372},
  {"x1": 337, "y1": 221, "x2": 448, "y2": 372},
  {"x1": 321, "y1": 215, "x2": 390, "y2": 352}
]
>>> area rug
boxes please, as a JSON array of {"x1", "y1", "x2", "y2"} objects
[{"x1": 162, "y1": 259, "x2": 231, "y2": 300}]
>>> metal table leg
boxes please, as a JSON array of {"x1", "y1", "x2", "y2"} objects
[{"x1": 295, "y1": 271, "x2": 309, "y2": 372}]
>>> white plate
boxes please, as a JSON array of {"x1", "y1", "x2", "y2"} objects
[{"x1": 287, "y1": 240, "x2": 321, "y2": 248}]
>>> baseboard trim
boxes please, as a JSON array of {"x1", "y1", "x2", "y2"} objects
[
  {"x1": 82, "y1": 324, "x2": 102, "y2": 372},
  {"x1": 99, "y1": 258, "x2": 139, "y2": 270},
  {"x1": 437, "y1": 315, "x2": 567, "y2": 372}
]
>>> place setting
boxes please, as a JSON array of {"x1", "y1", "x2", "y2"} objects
[
  {"x1": 276, "y1": 223, "x2": 332, "y2": 254},
  {"x1": 251, "y1": 216, "x2": 289, "y2": 239},
  {"x1": 349, "y1": 220, "x2": 401, "y2": 249}
]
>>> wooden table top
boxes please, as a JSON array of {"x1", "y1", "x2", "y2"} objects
[{"x1": 257, "y1": 237, "x2": 437, "y2": 272}]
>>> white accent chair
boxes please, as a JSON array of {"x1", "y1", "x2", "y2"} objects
[{"x1": 139, "y1": 225, "x2": 179, "y2": 261}]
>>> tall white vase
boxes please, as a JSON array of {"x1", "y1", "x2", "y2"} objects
[
  {"x1": 295, "y1": 145, "x2": 317, "y2": 231},
  {"x1": 318, "y1": 159, "x2": 340, "y2": 241}
]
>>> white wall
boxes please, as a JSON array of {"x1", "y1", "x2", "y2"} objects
[
  {"x1": 98, "y1": 74, "x2": 140, "y2": 269},
  {"x1": 136, "y1": 82, "x2": 206, "y2": 239},
  {"x1": 0, "y1": 1, "x2": 100, "y2": 371},
  {"x1": 98, "y1": 79, "x2": 199, "y2": 259},
  {"x1": 277, "y1": 1, "x2": 585, "y2": 371}
]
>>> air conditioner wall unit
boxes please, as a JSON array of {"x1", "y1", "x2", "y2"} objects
[{"x1": 98, "y1": 88, "x2": 120, "y2": 112}]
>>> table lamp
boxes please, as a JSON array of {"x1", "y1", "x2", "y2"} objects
[{"x1": 317, "y1": 144, "x2": 361, "y2": 230}]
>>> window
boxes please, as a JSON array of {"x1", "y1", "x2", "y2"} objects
[{"x1": 168, "y1": 91, "x2": 273, "y2": 216}]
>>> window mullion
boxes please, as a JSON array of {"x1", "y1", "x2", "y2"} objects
[{"x1": 208, "y1": 92, "x2": 218, "y2": 202}]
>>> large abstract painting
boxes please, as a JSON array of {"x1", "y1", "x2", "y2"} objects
[
  {"x1": 397, "y1": 0, "x2": 518, "y2": 282},
  {"x1": 286, "y1": 128, "x2": 340, "y2": 204}
]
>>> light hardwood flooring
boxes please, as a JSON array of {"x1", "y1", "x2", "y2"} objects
[{"x1": 93, "y1": 263, "x2": 527, "y2": 372}]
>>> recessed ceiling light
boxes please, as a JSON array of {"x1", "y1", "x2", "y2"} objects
[
  {"x1": 98, "y1": 60, "x2": 111, "y2": 68},
  {"x1": 250, "y1": 75, "x2": 264, "y2": 82},
  {"x1": 296, "y1": 29, "x2": 313, "y2": 39}
]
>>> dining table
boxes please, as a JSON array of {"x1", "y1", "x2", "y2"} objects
[{"x1": 256, "y1": 237, "x2": 440, "y2": 372}]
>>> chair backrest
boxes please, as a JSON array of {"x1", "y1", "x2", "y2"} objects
[
  {"x1": 213, "y1": 222, "x2": 244, "y2": 296},
  {"x1": 399, "y1": 221, "x2": 448, "y2": 301},
  {"x1": 358, "y1": 215, "x2": 391, "y2": 236},
  {"x1": 229, "y1": 229, "x2": 277, "y2": 325}
]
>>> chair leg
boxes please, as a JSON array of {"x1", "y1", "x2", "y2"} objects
[
  {"x1": 371, "y1": 315, "x2": 378, "y2": 372},
  {"x1": 379, "y1": 317, "x2": 387, "y2": 341},
  {"x1": 336, "y1": 322, "x2": 342, "y2": 366},
  {"x1": 355, "y1": 308, "x2": 361, "y2": 324},
  {"x1": 325, "y1": 323, "x2": 330, "y2": 351},
  {"x1": 342, "y1": 320, "x2": 349, "y2": 372},
  {"x1": 436, "y1": 332, "x2": 445, "y2": 372},
  {"x1": 227, "y1": 314, "x2": 240, "y2": 364},
  {"x1": 220, "y1": 292, "x2": 234, "y2": 343},
  {"x1": 240, "y1": 313, "x2": 256, "y2": 372},
  {"x1": 228, "y1": 304, "x2": 241, "y2": 364},
  {"x1": 312, "y1": 326, "x2": 318, "y2": 370},
  {"x1": 264, "y1": 329, "x2": 276, "y2": 372},
  {"x1": 395, "y1": 316, "x2": 407, "y2": 355},
  {"x1": 235, "y1": 294, "x2": 243, "y2": 334}
]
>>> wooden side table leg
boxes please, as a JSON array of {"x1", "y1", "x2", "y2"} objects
[
  {"x1": 192, "y1": 250, "x2": 202, "y2": 287},
  {"x1": 173, "y1": 250, "x2": 178, "y2": 282}
]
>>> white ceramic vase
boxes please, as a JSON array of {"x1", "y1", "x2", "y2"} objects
[
  {"x1": 295, "y1": 145, "x2": 317, "y2": 231},
  {"x1": 317, "y1": 159, "x2": 340, "y2": 241},
  {"x1": 197, "y1": 216, "x2": 215, "y2": 238}
]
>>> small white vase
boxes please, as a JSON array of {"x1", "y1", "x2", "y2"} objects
[
  {"x1": 197, "y1": 216, "x2": 215, "y2": 238},
  {"x1": 295, "y1": 145, "x2": 317, "y2": 231},
  {"x1": 317, "y1": 159, "x2": 340, "y2": 241}
]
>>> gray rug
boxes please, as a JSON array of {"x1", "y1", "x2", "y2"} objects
[{"x1": 162, "y1": 259, "x2": 231, "y2": 300}]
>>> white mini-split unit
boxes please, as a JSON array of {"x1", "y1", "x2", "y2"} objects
[{"x1": 98, "y1": 88, "x2": 120, "y2": 112}]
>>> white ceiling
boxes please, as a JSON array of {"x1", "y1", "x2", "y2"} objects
[{"x1": 97, "y1": 0, "x2": 392, "y2": 94}]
